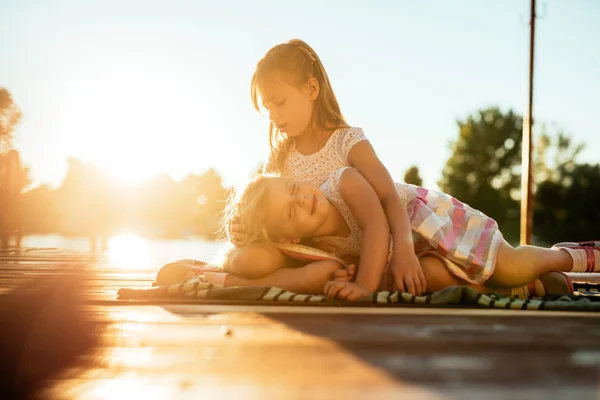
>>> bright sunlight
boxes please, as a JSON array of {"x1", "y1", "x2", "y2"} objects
[
  {"x1": 50, "y1": 51, "x2": 218, "y2": 183},
  {"x1": 107, "y1": 234, "x2": 151, "y2": 270}
]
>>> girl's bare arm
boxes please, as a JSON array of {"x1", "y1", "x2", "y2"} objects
[
  {"x1": 348, "y1": 141, "x2": 426, "y2": 295},
  {"x1": 339, "y1": 168, "x2": 390, "y2": 292},
  {"x1": 224, "y1": 259, "x2": 345, "y2": 295}
]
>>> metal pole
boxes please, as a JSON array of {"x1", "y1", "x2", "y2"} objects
[{"x1": 520, "y1": 0, "x2": 536, "y2": 245}]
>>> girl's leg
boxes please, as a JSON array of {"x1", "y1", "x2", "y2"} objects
[
  {"x1": 421, "y1": 254, "x2": 572, "y2": 296},
  {"x1": 552, "y1": 241, "x2": 600, "y2": 273},
  {"x1": 486, "y1": 240, "x2": 573, "y2": 288},
  {"x1": 420, "y1": 255, "x2": 509, "y2": 295},
  {"x1": 223, "y1": 259, "x2": 344, "y2": 295}
]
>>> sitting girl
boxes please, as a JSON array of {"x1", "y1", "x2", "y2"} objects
[{"x1": 219, "y1": 167, "x2": 596, "y2": 300}]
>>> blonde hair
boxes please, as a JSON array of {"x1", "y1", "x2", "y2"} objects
[
  {"x1": 221, "y1": 173, "x2": 280, "y2": 247},
  {"x1": 250, "y1": 39, "x2": 349, "y2": 174},
  {"x1": 220, "y1": 172, "x2": 343, "y2": 258}
]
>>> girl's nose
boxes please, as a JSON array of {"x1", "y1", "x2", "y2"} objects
[{"x1": 297, "y1": 194, "x2": 310, "y2": 209}]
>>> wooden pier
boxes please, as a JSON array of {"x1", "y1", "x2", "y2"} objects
[{"x1": 1, "y1": 249, "x2": 599, "y2": 399}]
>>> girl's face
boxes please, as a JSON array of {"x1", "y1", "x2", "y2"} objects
[
  {"x1": 259, "y1": 73, "x2": 319, "y2": 137},
  {"x1": 264, "y1": 178, "x2": 331, "y2": 241}
]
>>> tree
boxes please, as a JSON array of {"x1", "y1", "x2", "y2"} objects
[
  {"x1": 0, "y1": 88, "x2": 22, "y2": 153},
  {"x1": 438, "y1": 107, "x2": 523, "y2": 242},
  {"x1": 532, "y1": 130, "x2": 599, "y2": 244},
  {"x1": 182, "y1": 168, "x2": 229, "y2": 239},
  {"x1": 532, "y1": 128, "x2": 585, "y2": 186},
  {"x1": 403, "y1": 165, "x2": 423, "y2": 186},
  {"x1": 439, "y1": 107, "x2": 599, "y2": 245}
]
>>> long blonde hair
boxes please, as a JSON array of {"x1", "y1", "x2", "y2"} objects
[
  {"x1": 221, "y1": 173, "x2": 279, "y2": 247},
  {"x1": 250, "y1": 39, "x2": 349, "y2": 174}
]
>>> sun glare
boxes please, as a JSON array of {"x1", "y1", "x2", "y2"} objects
[
  {"x1": 51, "y1": 52, "x2": 212, "y2": 184},
  {"x1": 108, "y1": 234, "x2": 151, "y2": 270}
]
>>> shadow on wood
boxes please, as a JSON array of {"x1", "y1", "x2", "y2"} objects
[{"x1": 0, "y1": 269, "x2": 99, "y2": 398}]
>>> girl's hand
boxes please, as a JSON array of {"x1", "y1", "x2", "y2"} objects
[
  {"x1": 324, "y1": 280, "x2": 371, "y2": 301},
  {"x1": 390, "y1": 252, "x2": 427, "y2": 296},
  {"x1": 230, "y1": 215, "x2": 247, "y2": 246},
  {"x1": 332, "y1": 264, "x2": 356, "y2": 282}
]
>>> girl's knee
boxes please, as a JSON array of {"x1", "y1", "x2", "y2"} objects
[{"x1": 222, "y1": 243, "x2": 284, "y2": 278}]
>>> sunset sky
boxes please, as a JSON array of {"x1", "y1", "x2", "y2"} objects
[{"x1": 1, "y1": 0, "x2": 598, "y2": 190}]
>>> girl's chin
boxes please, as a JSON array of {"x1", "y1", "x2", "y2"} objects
[{"x1": 285, "y1": 129, "x2": 302, "y2": 138}]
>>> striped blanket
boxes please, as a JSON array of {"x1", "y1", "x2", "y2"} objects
[{"x1": 117, "y1": 278, "x2": 600, "y2": 311}]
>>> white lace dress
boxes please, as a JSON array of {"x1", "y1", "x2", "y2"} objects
[
  {"x1": 315, "y1": 168, "x2": 503, "y2": 288},
  {"x1": 265, "y1": 127, "x2": 368, "y2": 187}
]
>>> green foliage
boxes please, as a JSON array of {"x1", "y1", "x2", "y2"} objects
[
  {"x1": 534, "y1": 163, "x2": 600, "y2": 243},
  {"x1": 438, "y1": 107, "x2": 523, "y2": 242},
  {"x1": 439, "y1": 107, "x2": 600, "y2": 245},
  {"x1": 20, "y1": 159, "x2": 230, "y2": 240},
  {"x1": 403, "y1": 165, "x2": 423, "y2": 186},
  {"x1": 0, "y1": 88, "x2": 22, "y2": 152},
  {"x1": 532, "y1": 131, "x2": 599, "y2": 244}
]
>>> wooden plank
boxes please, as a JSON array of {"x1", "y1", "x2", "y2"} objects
[
  {"x1": 39, "y1": 304, "x2": 600, "y2": 399},
  {"x1": 1, "y1": 252, "x2": 599, "y2": 398}
]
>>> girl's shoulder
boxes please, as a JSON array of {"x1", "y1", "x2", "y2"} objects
[
  {"x1": 328, "y1": 126, "x2": 369, "y2": 160},
  {"x1": 320, "y1": 167, "x2": 355, "y2": 196},
  {"x1": 332, "y1": 126, "x2": 367, "y2": 140}
]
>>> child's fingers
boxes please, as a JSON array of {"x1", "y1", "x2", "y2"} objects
[
  {"x1": 392, "y1": 269, "x2": 404, "y2": 292},
  {"x1": 411, "y1": 273, "x2": 422, "y2": 296},
  {"x1": 419, "y1": 269, "x2": 427, "y2": 293},
  {"x1": 413, "y1": 271, "x2": 425, "y2": 296},
  {"x1": 346, "y1": 264, "x2": 357, "y2": 276},
  {"x1": 324, "y1": 281, "x2": 338, "y2": 296},
  {"x1": 324, "y1": 281, "x2": 332, "y2": 295},
  {"x1": 330, "y1": 283, "x2": 346, "y2": 299},
  {"x1": 333, "y1": 268, "x2": 349, "y2": 279},
  {"x1": 325, "y1": 281, "x2": 344, "y2": 298},
  {"x1": 346, "y1": 290, "x2": 364, "y2": 302},
  {"x1": 404, "y1": 276, "x2": 416, "y2": 296},
  {"x1": 332, "y1": 270, "x2": 352, "y2": 281},
  {"x1": 395, "y1": 278, "x2": 405, "y2": 293},
  {"x1": 336, "y1": 285, "x2": 353, "y2": 299}
]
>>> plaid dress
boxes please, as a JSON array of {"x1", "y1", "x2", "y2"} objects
[
  {"x1": 400, "y1": 183, "x2": 503, "y2": 284},
  {"x1": 318, "y1": 168, "x2": 503, "y2": 286}
]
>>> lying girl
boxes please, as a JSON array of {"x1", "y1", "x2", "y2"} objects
[{"x1": 217, "y1": 167, "x2": 595, "y2": 300}]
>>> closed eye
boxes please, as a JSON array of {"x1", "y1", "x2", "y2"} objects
[{"x1": 286, "y1": 183, "x2": 293, "y2": 220}]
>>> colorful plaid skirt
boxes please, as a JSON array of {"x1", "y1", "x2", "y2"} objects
[{"x1": 396, "y1": 183, "x2": 503, "y2": 285}]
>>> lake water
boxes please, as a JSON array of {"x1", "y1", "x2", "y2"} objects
[{"x1": 20, "y1": 234, "x2": 229, "y2": 272}]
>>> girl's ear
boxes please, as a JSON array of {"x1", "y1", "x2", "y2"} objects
[{"x1": 307, "y1": 77, "x2": 320, "y2": 101}]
